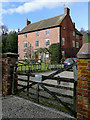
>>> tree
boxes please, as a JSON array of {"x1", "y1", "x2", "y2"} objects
[
  {"x1": 6, "y1": 31, "x2": 18, "y2": 53},
  {"x1": 49, "y1": 43, "x2": 62, "y2": 64},
  {"x1": 2, "y1": 34, "x2": 8, "y2": 53},
  {"x1": 80, "y1": 28, "x2": 90, "y2": 43},
  {"x1": 24, "y1": 42, "x2": 33, "y2": 59},
  {"x1": 0, "y1": 25, "x2": 8, "y2": 35},
  {"x1": 0, "y1": 25, "x2": 18, "y2": 53},
  {"x1": 0, "y1": 25, "x2": 8, "y2": 53}
]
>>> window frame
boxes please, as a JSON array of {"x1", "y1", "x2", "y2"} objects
[
  {"x1": 23, "y1": 34, "x2": 27, "y2": 38},
  {"x1": 35, "y1": 40, "x2": 39, "y2": 47},
  {"x1": 23, "y1": 41, "x2": 28, "y2": 48},
  {"x1": 45, "y1": 39, "x2": 50, "y2": 46},
  {"x1": 76, "y1": 42, "x2": 79, "y2": 48},
  {"x1": 44, "y1": 30, "x2": 50, "y2": 35},
  {"x1": 36, "y1": 32, "x2": 39, "y2": 36},
  {"x1": 62, "y1": 38, "x2": 65, "y2": 46},
  {"x1": 72, "y1": 31, "x2": 75, "y2": 36},
  {"x1": 76, "y1": 34, "x2": 79, "y2": 39},
  {"x1": 72, "y1": 40, "x2": 75, "y2": 47},
  {"x1": 23, "y1": 52, "x2": 27, "y2": 58}
]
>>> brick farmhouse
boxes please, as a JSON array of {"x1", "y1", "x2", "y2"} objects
[{"x1": 18, "y1": 7, "x2": 83, "y2": 60}]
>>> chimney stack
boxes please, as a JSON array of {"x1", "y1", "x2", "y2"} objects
[
  {"x1": 73, "y1": 22, "x2": 75, "y2": 28},
  {"x1": 64, "y1": 7, "x2": 70, "y2": 15},
  {"x1": 26, "y1": 19, "x2": 31, "y2": 26}
]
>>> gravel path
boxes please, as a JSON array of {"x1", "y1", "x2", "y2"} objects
[{"x1": 2, "y1": 95, "x2": 76, "y2": 119}]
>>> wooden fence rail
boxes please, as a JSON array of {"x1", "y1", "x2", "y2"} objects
[{"x1": 13, "y1": 70, "x2": 77, "y2": 118}]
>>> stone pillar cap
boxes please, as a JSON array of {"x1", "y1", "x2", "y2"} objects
[
  {"x1": 2, "y1": 52, "x2": 19, "y2": 58},
  {"x1": 77, "y1": 43, "x2": 90, "y2": 59}
]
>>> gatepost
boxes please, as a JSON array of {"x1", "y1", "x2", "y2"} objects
[
  {"x1": 77, "y1": 43, "x2": 90, "y2": 120},
  {"x1": 2, "y1": 52, "x2": 19, "y2": 96}
]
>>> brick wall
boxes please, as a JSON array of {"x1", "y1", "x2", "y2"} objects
[
  {"x1": 2, "y1": 53, "x2": 18, "y2": 96},
  {"x1": 61, "y1": 15, "x2": 82, "y2": 57},
  {"x1": 18, "y1": 14, "x2": 82, "y2": 59},
  {"x1": 18, "y1": 27, "x2": 60, "y2": 59},
  {"x1": 77, "y1": 58, "x2": 90, "y2": 119}
]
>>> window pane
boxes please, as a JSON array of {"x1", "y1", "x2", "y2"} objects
[
  {"x1": 72, "y1": 31, "x2": 75, "y2": 36},
  {"x1": 44, "y1": 30, "x2": 50, "y2": 35},
  {"x1": 62, "y1": 38, "x2": 65, "y2": 46},
  {"x1": 35, "y1": 40, "x2": 39, "y2": 46},
  {"x1": 72, "y1": 41, "x2": 75, "y2": 47},
  {"x1": 23, "y1": 42, "x2": 27, "y2": 48},
  {"x1": 23, "y1": 52, "x2": 27, "y2": 58},
  {"x1": 76, "y1": 42, "x2": 79, "y2": 48},
  {"x1": 45, "y1": 39, "x2": 50, "y2": 46},
  {"x1": 23, "y1": 34, "x2": 27, "y2": 38},
  {"x1": 36, "y1": 32, "x2": 39, "y2": 36},
  {"x1": 76, "y1": 35, "x2": 79, "y2": 39}
]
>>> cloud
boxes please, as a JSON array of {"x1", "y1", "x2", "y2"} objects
[
  {"x1": 0, "y1": 3, "x2": 3, "y2": 26},
  {"x1": 1, "y1": 0, "x2": 89, "y2": 15},
  {"x1": 0, "y1": 0, "x2": 89, "y2": 2}
]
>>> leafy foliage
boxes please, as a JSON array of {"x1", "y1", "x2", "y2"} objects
[
  {"x1": 80, "y1": 28, "x2": 90, "y2": 43},
  {"x1": 49, "y1": 43, "x2": 62, "y2": 64},
  {"x1": 1, "y1": 31, "x2": 18, "y2": 53},
  {"x1": 6, "y1": 31, "x2": 18, "y2": 53}
]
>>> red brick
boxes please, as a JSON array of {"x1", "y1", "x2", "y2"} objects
[
  {"x1": 77, "y1": 63, "x2": 88, "y2": 66},
  {"x1": 18, "y1": 14, "x2": 82, "y2": 59}
]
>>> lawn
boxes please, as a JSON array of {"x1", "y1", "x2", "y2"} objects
[{"x1": 17, "y1": 62, "x2": 63, "y2": 72}]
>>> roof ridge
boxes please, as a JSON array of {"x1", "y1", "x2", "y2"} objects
[
  {"x1": 30, "y1": 14, "x2": 64, "y2": 25},
  {"x1": 19, "y1": 14, "x2": 66, "y2": 34}
]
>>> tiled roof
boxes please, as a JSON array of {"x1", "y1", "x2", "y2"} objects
[
  {"x1": 75, "y1": 28, "x2": 83, "y2": 36},
  {"x1": 18, "y1": 14, "x2": 65, "y2": 34}
]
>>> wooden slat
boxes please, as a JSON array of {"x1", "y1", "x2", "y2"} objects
[
  {"x1": 40, "y1": 82, "x2": 73, "y2": 91},
  {"x1": 17, "y1": 82, "x2": 37, "y2": 93},
  {"x1": 17, "y1": 93, "x2": 37, "y2": 102},
  {"x1": 39, "y1": 94, "x2": 73, "y2": 107},
  {"x1": 40, "y1": 84, "x2": 75, "y2": 116},
  {"x1": 47, "y1": 62, "x2": 77, "y2": 78},
  {"x1": 18, "y1": 78, "x2": 27, "y2": 82}
]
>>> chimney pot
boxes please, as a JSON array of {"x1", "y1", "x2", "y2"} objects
[
  {"x1": 26, "y1": 19, "x2": 31, "y2": 26},
  {"x1": 73, "y1": 22, "x2": 75, "y2": 28},
  {"x1": 64, "y1": 7, "x2": 70, "y2": 15}
]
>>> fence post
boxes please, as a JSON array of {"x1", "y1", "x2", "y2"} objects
[
  {"x1": 12, "y1": 71, "x2": 17, "y2": 94},
  {"x1": 77, "y1": 43, "x2": 90, "y2": 120},
  {"x1": 36, "y1": 83, "x2": 39, "y2": 104},
  {"x1": 73, "y1": 81, "x2": 77, "y2": 118},
  {"x1": 27, "y1": 70, "x2": 30, "y2": 96}
]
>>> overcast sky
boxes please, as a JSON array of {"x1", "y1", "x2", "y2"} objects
[{"x1": 0, "y1": 0, "x2": 89, "y2": 33}]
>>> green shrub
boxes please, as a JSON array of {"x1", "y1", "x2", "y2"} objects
[{"x1": 49, "y1": 43, "x2": 62, "y2": 64}]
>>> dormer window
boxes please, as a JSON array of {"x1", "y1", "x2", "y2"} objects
[{"x1": 23, "y1": 34, "x2": 27, "y2": 38}]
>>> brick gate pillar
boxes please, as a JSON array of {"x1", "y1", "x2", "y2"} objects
[
  {"x1": 77, "y1": 43, "x2": 90, "y2": 120},
  {"x1": 2, "y1": 53, "x2": 19, "y2": 96}
]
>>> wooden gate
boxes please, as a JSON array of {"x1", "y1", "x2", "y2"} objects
[{"x1": 13, "y1": 61, "x2": 77, "y2": 118}]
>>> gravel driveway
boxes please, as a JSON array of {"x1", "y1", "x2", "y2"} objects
[
  {"x1": 2, "y1": 95, "x2": 76, "y2": 119},
  {"x1": 1, "y1": 71, "x2": 76, "y2": 119}
]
